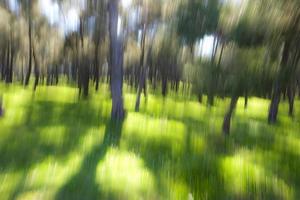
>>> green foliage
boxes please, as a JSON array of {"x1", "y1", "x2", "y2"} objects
[{"x1": 176, "y1": 0, "x2": 220, "y2": 46}]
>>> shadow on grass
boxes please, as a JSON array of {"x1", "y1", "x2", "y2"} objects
[
  {"x1": 121, "y1": 111, "x2": 227, "y2": 199},
  {"x1": 229, "y1": 119, "x2": 300, "y2": 199},
  {"x1": 0, "y1": 98, "x2": 108, "y2": 171},
  {"x1": 54, "y1": 120, "x2": 123, "y2": 200}
]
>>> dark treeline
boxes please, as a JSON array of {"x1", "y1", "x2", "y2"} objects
[{"x1": 0, "y1": 0, "x2": 300, "y2": 134}]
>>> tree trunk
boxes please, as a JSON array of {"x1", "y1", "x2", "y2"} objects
[
  {"x1": 24, "y1": 17, "x2": 32, "y2": 86},
  {"x1": 109, "y1": 0, "x2": 125, "y2": 120},
  {"x1": 207, "y1": 93, "x2": 214, "y2": 107},
  {"x1": 32, "y1": 45, "x2": 39, "y2": 91},
  {"x1": 198, "y1": 93, "x2": 203, "y2": 103},
  {"x1": 8, "y1": 48, "x2": 14, "y2": 83},
  {"x1": 55, "y1": 65, "x2": 59, "y2": 85},
  {"x1": 135, "y1": 68, "x2": 147, "y2": 111},
  {"x1": 268, "y1": 40, "x2": 290, "y2": 124},
  {"x1": 222, "y1": 96, "x2": 239, "y2": 135},
  {"x1": 135, "y1": 24, "x2": 147, "y2": 112},
  {"x1": 268, "y1": 80, "x2": 282, "y2": 124},
  {"x1": 21, "y1": 60, "x2": 24, "y2": 84},
  {"x1": 287, "y1": 84, "x2": 295, "y2": 117},
  {"x1": 7, "y1": 29, "x2": 14, "y2": 83},
  {"x1": 244, "y1": 90, "x2": 248, "y2": 109},
  {"x1": 94, "y1": 40, "x2": 100, "y2": 91},
  {"x1": 82, "y1": 59, "x2": 90, "y2": 98},
  {"x1": 5, "y1": 41, "x2": 10, "y2": 83},
  {"x1": 207, "y1": 38, "x2": 218, "y2": 107},
  {"x1": 162, "y1": 78, "x2": 168, "y2": 97}
]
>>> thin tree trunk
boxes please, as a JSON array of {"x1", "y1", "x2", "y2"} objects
[
  {"x1": 135, "y1": 24, "x2": 147, "y2": 112},
  {"x1": 21, "y1": 59, "x2": 24, "y2": 84},
  {"x1": 82, "y1": 59, "x2": 90, "y2": 98},
  {"x1": 24, "y1": 17, "x2": 32, "y2": 86},
  {"x1": 7, "y1": 29, "x2": 14, "y2": 83},
  {"x1": 5, "y1": 41, "x2": 10, "y2": 83},
  {"x1": 54, "y1": 65, "x2": 59, "y2": 85},
  {"x1": 94, "y1": 40, "x2": 100, "y2": 91},
  {"x1": 32, "y1": 45, "x2": 39, "y2": 91},
  {"x1": 287, "y1": 83, "x2": 295, "y2": 117},
  {"x1": 207, "y1": 36, "x2": 219, "y2": 107},
  {"x1": 8, "y1": 49, "x2": 14, "y2": 83},
  {"x1": 244, "y1": 90, "x2": 248, "y2": 109},
  {"x1": 268, "y1": 40, "x2": 290, "y2": 124},
  {"x1": 109, "y1": 0, "x2": 125, "y2": 120},
  {"x1": 162, "y1": 78, "x2": 168, "y2": 97},
  {"x1": 222, "y1": 95, "x2": 239, "y2": 135}
]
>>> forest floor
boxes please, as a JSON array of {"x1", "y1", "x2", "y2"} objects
[{"x1": 0, "y1": 84, "x2": 300, "y2": 200}]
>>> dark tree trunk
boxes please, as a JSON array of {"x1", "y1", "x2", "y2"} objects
[
  {"x1": 82, "y1": 60, "x2": 90, "y2": 98},
  {"x1": 198, "y1": 93, "x2": 203, "y2": 103},
  {"x1": 222, "y1": 96, "x2": 239, "y2": 135},
  {"x1": 46, "y1": 66, "x2": 51, "y2": 85},
  {"x1": 109, "y1": 0, "x2": 125, "y2": 120},
  {"x1": 162, "y1": 78, "x2": 168, "y2": 97},
  {"x1": 1, "y1": 48, "x2": 6, "y2": 80},
  {"x1": 268, "y1": 40, "x2": 290, "y2": 124},
  {"x1": 8, "y1": 48, "x2": 14, "y2": 83},
  {"x1": 7, "y1": 30, "x2": 14, "y2": 83},
  {"x1": 24, "y1": 17, "x2": 32, "y2": 86},
  {"x1": 55, "y1": 65, "x2": 59, "y2": 85},
  {"x1": 207, "y1": 93, "x2": 214, "y2": 107},
  {"x1": 32, "y1": 45, "x2": 39, "y2": 91},
  {"x1": 135, "y1": 24, "x2": 147, "y2": 112},
  {"x1": 287, "y1": 84, "x2": 295, "y2": 117},
  {"x1": 94, "y1": 40, "x2": 100, "y2": 91},
  {"x1": 268, "y1": 80, "x2": 282, "y2": 124},
  {"x1": 244, "y1": 90, "x2": 248, "y2": 109},
  {"x1": 5, "y1": 41, "x2": 10, "y2": 83},
  {"x1": 21, "y1": 61, "x2": 24, "y2": 84},
  {"x1": 283, "y1": 88, "x2": 287, "y2": 101}
]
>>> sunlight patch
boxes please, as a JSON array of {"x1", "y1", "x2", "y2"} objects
[
  {"x1": 221, "y1": 150, "x2": 294, "y2": 199},
  {"x1": 123, "y1": 113, "x2": 186, "y2": 155},
  {"x1": 16, "y1": 153, "x2": 83, "y2": 200},
  {"x1": 0, "y1": 171, "x2": 23, "y2": 200},
  {"x1": 77, "y1": 126, "x2": 105, "y2": 153},
  {"x1": 96, "y1": 148, "x2": 156, "y2": 199},
  {"x1": 35, "y1": 86, "x2": 78, "y2": 103}
]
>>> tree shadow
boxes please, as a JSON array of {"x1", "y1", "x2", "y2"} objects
[
  {"x1": 0, "y1": 97, "x2": 108, "y2": 171},
  {"x1": 121, "y1": 111, "x2": 227, "y2": 199},
  {"x1": 54, "y1": 120, "x2": 123, "y2": 200},
  {"x1": 227, "y1": 119, "x2": 300, "y2": 199}
]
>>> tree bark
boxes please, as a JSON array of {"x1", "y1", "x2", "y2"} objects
[
  {"x1": 32, "y1": 44, "x2": 39, "y2": 91},
  {"x1": 222, "y1": 96, "x2": 239, "y2": 135},
  {"x1": 268, "y1": 40, "x2": 290, "y2": 124},
  {"x1": 109, "y1": 0, "x2": 125, "y2": 120},
  {"x1": 135, "y1": 24, "x2": 147, "y2": 112},
  {"x1": 8, "y1": 48, "x2": 14, "y2": 83},
  {"x1": 244, "y1": 90, "x2": 248, "y2": 109},
  {"x1": 162, "y1": 78, "x2": 168, "y2": 97},
  {"x1": 94, "y1": 40, "x2": 100, "y2": 91},
  {"x1": 287, "y1": 83, "x2": 295, "y2": 117},
  {"x1": 24, "y1": 15, "x2": 32, "y2": 86},
  {"x1": 207, "y1": 36, "x2": 220, "y2": 107},
  {"x1": 5, "y1": 40, "x2": 10, "y2": 83},
  {"x1": 198, "y1": 93, "x2": 203, "y2": 103}
]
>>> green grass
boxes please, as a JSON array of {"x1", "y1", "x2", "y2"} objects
[{"x1": 0, "y1": 84, "x2": 300, "y2": 200}]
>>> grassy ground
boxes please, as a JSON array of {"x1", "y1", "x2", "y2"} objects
[{"x1": 0, "y1": 84, "x2": 300, "y2": 200}]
